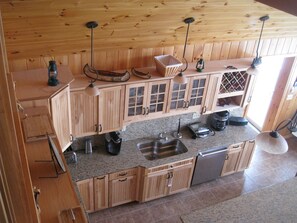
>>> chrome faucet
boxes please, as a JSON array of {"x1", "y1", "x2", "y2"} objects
[{"x1": 158, "y1": 132, "x2": 168, "y2": 141}]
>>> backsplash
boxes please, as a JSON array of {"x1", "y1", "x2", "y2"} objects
[{"x1": 70, "y1": 108, "x2": 244, "y2": 152}]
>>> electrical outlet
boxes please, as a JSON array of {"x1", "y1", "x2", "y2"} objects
[{"x1": 192, "y1": 112, "x2": 199, "y2": 119}]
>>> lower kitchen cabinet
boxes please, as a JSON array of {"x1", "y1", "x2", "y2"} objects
[
  {"x1": 76, "y1": 178, "x2": 94, "y2": 213},
  {"x1": 237, "y1": 140, "x2": 256, "y2": 171},
  {"x1": 108, "y1": 168, "x2": 138, "y2": 207},
  {"x1": 221, "y1": 140, "x2": 255, "y2": 176},
  {"x1": 94, "y1": 175, "x2": 109, "y2": 211},
  {"x1": 76, "y1": 174, "x2": 108, "y2": 213},
  {"x1": 140, "y1": 158, "x2": 195, "y2": 202}
]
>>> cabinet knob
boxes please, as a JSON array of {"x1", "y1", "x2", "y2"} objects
[
  {"x1": 146, "y1": 107, "x2": 149, "y2": 115},
  {"x1": 119, "y1": 178, "x2": 127, "y2": 182},
  {"x1": 225, "y1": 154, "x2": 229, "y2": 160},
  {"x1": 96, "y1": 176, "x2": 106, "y2": 180},
  {"x1": 99, "y1": 124, "x2": 102, "y2": 133},
  {"x1": 142, "y1": 107, "x2": 146, "y2": 115}
]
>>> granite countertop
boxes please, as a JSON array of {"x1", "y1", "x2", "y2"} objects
[
  {"x1": 67, "y1": 124, "x2": 258, "y2": 181},
  {"x1": 181, "y1": 177, "x2": 297, "y2": 223}
]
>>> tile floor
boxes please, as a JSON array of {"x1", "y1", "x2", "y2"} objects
[{"x1": 89, "y1": 136, "x2": 297, "y2": 223}]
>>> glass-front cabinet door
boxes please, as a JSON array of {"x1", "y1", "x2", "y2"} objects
[
  {"x1": 124, "y1": 80, "x2": 169, "y2": 123},
  {"x1": 187, "y1": 75, "x2": 209, "y2": 113},
  {"x1": 167, "y1": 79, "x2": 190, "y2": 114},
  {"x1": 124, "y1": 83, "x2": 147, "y2": 123},
  {"x1": 146, "y1": 80, "x2": 169, "y2": 119},
  {"x1": 167, "y1": 76, "x2": 208, "y2": 114}
]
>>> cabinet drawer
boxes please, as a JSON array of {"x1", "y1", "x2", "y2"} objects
[
  {"x1": 147, "y1": 158, "x2": 194, "y2": 175},
  {"x1": 109, "y1": 168, "x2": 137, "y2": 180},
  {"x1": 228, "y1": 142, "x2": 244, "y2": 151}
]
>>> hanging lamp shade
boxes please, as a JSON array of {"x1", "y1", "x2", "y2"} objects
[
  {"x1": 85, "y1": 82, "x2": 100, "y2": 96},
  {"x1": 173, "y1": 72, "x2": 188, "y2": 84},
  {"x1": 246, "y1": 66, "x2": 260, "y2": 76},
  {"x1": 255, "y1": 131, "x2": 288, "y2": 154},
  {"x1": 255, "y1": 119, "x2": 293, "y2": 154}
]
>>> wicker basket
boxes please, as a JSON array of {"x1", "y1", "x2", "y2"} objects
[{"x1": 154, "y1": 55, "x2": 182, "y2": 77}]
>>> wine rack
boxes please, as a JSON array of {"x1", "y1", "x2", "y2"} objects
[{"x1": 219, "y1": 71, "x2": 248, "y2": 94}]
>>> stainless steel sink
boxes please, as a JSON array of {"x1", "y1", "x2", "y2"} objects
[{"x1": 137, "y1": 139, "x2": 188, "y2": 160}]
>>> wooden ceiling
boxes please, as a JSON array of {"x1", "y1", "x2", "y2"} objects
[{"x1": 0, "y1": 0, "x2": 297, "y2": 60}]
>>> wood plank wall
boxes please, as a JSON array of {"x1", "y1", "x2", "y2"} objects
[{"x1": 9, "y1": 37, "x2": 297, "y2": 75}]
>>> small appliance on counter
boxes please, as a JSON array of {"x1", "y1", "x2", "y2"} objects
[
  {"x1": 210, "y1": 110, "x2": 229, "y2": 131},
  {"x1": 188, "y1": 122, "x2": 215, "y2": 139},
  {"x1": 228, "y1": 116, "x2": 249, "y2": 126},
  {"x1": 105, "y1": 131, "x2": 122, "y2": 155}
]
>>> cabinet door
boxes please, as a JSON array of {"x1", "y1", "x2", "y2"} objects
[
  {"x1": 202, "y1": 73, "x2": 223, "y2": 114},
  {"x1": 241, "y1": 74, "x2": 257, "y2": 108},
  {"x1": 221, "y1": 143, "x2": 243, "y2": 176},
  {"x1": 98, "y1": 86, "x2": 124, "y2": 134},
  {"x1": 109, "y1": 175, "x2": 137, "y2": 207},
  {"x1": 142, "y1": 170, "x2": 168, "y2": 202},
  {"x1": 167, "y1": 80, "x2": 189, "y2": 114},
  {"x1": 187, "y1": 76, "x2": 209, "y2": 113},
  {"x1": 50, "y1": 86, "x2": 71, "y2": 152},
  {"x1": 94, "y1": 175, "x2": 108, "y2": 211},
  {"x1": 237, "y1": 140, "x2": 256, "y2": 171},
  {"x1": 146, "y1": 80, "x2": 169, "y2": 119},
  {"x1": 170, "y1": 163, "x2": 194, "y2": 195},
  {"x1": 77, "y1": 179, "x2": 94, "y2": 213},
  {"x1": 70, "y1": 90, "x2": 98, "y2": 137},
  {"x1": 124, "y1": 83, "x2": 147, "y2": 123}
]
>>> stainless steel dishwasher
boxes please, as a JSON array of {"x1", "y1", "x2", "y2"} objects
[{"x1": 191, "y1": 146, "x2": 228, "y2": 186}]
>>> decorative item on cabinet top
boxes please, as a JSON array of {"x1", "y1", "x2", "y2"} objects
[
  {"x1": 48, "y1": 60, "x2": 59, "y2": 86},
  {"x1": 83, "y1": 21, "x2": 130, "y2": 97},
  {"x1": 246, "y1": 15, "x2": 270, "y2": 76}
]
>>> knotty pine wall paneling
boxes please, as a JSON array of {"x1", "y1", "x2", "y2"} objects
[{"x1": 8, "y1": 37, "x2": 297, "y2": 75}]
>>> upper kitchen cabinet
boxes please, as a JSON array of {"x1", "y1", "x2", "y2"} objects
[
  {"x1": 167, "y1": 75, "x2": 209, "y2": 115},
  {"x1": 50, "y1": 86, "x2": 72, "y2": 151},
  {"x1": 71, "y1": 86, "x2": 124, "y2": 137},
  {"x1": 202, "y1": 69, "x2": 253, "y2": 114},
  {"x1": 12, "y1": 66, "x2": 74, "y2": 152},
  {"x1": 124, "y1": 80, "x2": 169, "y2": 123},
  {"x1": 71, "y1": 90, "x2": 98, "y2": 137},
  {"x1": 98, "y1": 86, "x2": 124, "y2": 134}
]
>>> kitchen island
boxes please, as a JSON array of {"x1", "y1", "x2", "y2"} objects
[{"x1": 181, "y1": 177, "x2": 297, "y2": 223}]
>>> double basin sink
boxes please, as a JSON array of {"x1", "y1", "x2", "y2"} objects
[{"x1": 137, "y1": 139, "x2": 188, "y2": 160}]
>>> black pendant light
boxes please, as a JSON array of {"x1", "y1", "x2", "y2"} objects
[
  {"x1": 84, "y1": 21, "x2": 100, "y2": 96},
  {"x1": 247, "y1": 15, "x2": 269, "y2": 75},
  {"x1": 173, "y1": 17, "x2": 195, "y2": 84}
]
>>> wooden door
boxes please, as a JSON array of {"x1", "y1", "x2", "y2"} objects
[
  {"x1": 167, "y1": 79, "x2": 190, "y2": 114},
  {"x1": 76, "y1": 179, "x2": 94, "y2": 213},
  {"x1": 146, "y1": 80, "x2": 169, "y2": 119},
  {"x1": 221, "y1": 143, "x2": 243, "y2": 176},
  {"x1": 70, "y1": 90, "x2": 98, "y2": 137},
  {"x1": 50, "y1": 86, "x2": 71, "y2": 152},
  {"x1": 202, "y1": 73, "x2": 223, "y2": 114},
  {"x1": 237, "y1": 140, "x2": 256, "y2": 171},
  {"x1": 109, "y1": 175, "x2": 137, "y2": 207},
  {"x1": 142, "y1": 170, "x2": 168, "y2": 202},
  {"x1": 124, "y1": 82, "x2": 147, "y2": 123},
  {"x1": 186, "y1": 75, "x2": 209, "y2": 113},
  {"x1": 94, "y1": 175, "x2": 108, "y2": 211},
  {"x1": 98, "y1": 86, "x2": 124, "y2": 134},
  {"x1": 170, "y1": 163, "x2": 194, "y2": 195}
]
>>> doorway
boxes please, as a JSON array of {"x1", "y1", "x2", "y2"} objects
[{"x1": 246, "y1": 56, "x2": 293, "y2": 131}]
